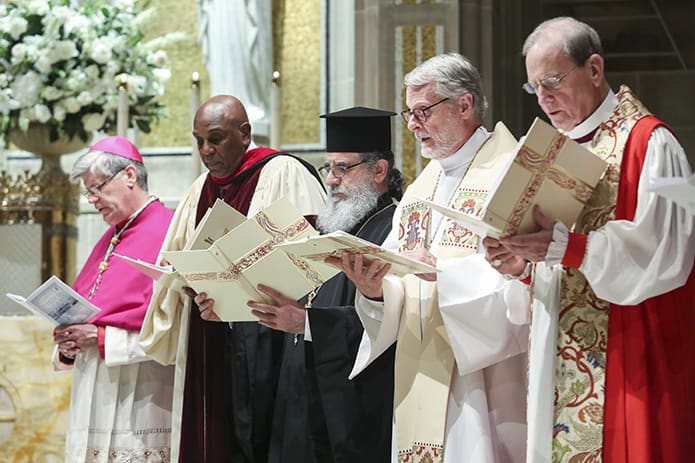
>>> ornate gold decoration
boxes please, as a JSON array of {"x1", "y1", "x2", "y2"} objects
[{"x1": 276, "y1": 0, "x2": 321, "y2": 145}]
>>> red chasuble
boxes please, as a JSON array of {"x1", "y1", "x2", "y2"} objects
[{"x1": 603, "y1": 116, "x2": 695, "y2": 462}]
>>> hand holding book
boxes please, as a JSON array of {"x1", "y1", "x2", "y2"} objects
[
  {"x1": 275, "y1": 230, "x2": 439, "y2": 278},
  {"x1": 6, "y1": 275, "x2": 100, "y2": 326},
  {"x1": 419, "y1": 118, "x2": 607, "y2": 239}
]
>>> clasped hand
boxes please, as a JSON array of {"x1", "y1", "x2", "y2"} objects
[
  {"x1": 482, "y1": 205, "x2": 556, "y2": 275},
  {"x1": 53, "y1": 323, "x2": 98, "y2": 358}
]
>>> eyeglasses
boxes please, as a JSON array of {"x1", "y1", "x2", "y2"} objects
[
  {"x1": 318, "y1": 161, "x2": 366, "y2": 179},
  {"x1": 522, "y1": 66, "x2": 578, "y2": 95},
  {"x1": 400, "y1": 97, "x2": 449, "y2": 123},
  {"x1": 82, "y1": 167, "x2": 125, "y2": 198}
]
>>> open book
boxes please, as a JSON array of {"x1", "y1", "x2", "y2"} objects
[
  {"x1": 185, "y1": 198, "x2": 246, "y2": 250},
  {"x1": 158, "y1": 198, "x2": 339, "y2": 322},
  {"x1": 113, "y1": 253, "x2": 175, "y2": 281},
  {"x1": 425, "y1": 118, "x2": 608, "y2": 238},
  {"x1": 649, "y1": 173, "x2": 695, "y2": 215},
  {"x1": 114, "y1": 198, "x2": 246, "y2": 290},
  {"x1": 275, "y1": 230, "x2": 439, "y2": 277},
  {"x1": 6, "y1": 275, "x2": 100, "y2": 325}
]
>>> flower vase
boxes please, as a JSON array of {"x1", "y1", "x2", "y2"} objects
[
  {"x1": 8, "y1": 124, "x2": 93, "y2": 175},
  {"x1": 6, "y1": 123, "x2": 92, "y2": 284}
]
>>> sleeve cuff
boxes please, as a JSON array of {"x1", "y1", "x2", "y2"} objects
[
  {"x1": 545, "y1": 220, "x2": 569, "y2": 266},
  {"x1": 503, "y1": 261, "x2": 532, "y2": 284},
  {"x1": 561, "y1": 232, "x2": 589, "y2": 269},
  {"x1": 97, "y1": 325, "x2": 106, "y2": 359}
]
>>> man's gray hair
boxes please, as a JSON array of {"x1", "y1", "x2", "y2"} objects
[
  {"x1": 70, "y1": 151, "x2": 148, "y2": 191},
  {"x1": 522, "y1": 17, "x2": 603, "y2": 65},
  {"x1": 403, "y1": 52, "x2": 488, "y2": 122}
]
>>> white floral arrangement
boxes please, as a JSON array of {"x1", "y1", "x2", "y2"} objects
[{"x1": 0, "y1": 0, "x2": 183, "y2": 144}]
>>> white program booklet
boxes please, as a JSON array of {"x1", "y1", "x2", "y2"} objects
[
  {"x1": 113, "y1": 253, "x2": 176, "y2": 281},
  {"x1": 6, "y1": 275, "x2": 100, "y2": 326}
]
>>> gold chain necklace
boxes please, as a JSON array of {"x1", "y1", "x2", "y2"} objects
[{"x1": 88, "y1": 196, "x2": 158, "y2": 299}]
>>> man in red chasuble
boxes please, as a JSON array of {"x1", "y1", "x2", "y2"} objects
[
  {"x1": 140, "y1": 95, "x2": 326, "y2": 462},
  {"x1": 485, "y1": 16, "x2": 695, "y2": 463}
]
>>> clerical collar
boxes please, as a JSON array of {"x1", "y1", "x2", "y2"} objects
[
  {"x1": 438, "y1": 125, "x2": 489, "y2": 176},
  {"x1": 209, "y1": 140, "x2": 259, "y2": 184},
  {"x1": 566, "y1": 90, "x2": 618, "y2": 143}
]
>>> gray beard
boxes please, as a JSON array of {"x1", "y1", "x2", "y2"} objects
[{"x1": 316, "y1": 182, "x2": 380, "y2": 233}]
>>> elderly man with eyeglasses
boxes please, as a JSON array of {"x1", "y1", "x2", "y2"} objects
[
  {"x1": 484, "y1": 17, "x2": 695, "y2": 463},
  {"x1": 54, "y1": 136, "x2": 175, "y2": 461},
  {"x1": 328, "y1": 53, "x2": 529, "y2": 463}
]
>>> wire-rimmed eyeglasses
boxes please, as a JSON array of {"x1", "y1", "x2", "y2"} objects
[
  {"x1": 82, "y1": 167, "x2": 126, "y2": 198},
  {"x1": 318, "y1": 161, "x2": 366, "y2": 179},
  {"x1": 400, "y1": 97, "x2": 449, "y2": 123},
  {"x1": 522, "y1": 66, "x2": 579, "y2": 95}
]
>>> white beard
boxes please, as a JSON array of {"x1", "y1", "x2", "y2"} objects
[
  {"x1": 316, "y1": 181, "x2": 380, "y2": 233},
  {"x1": 417, "y1": 123, "x2": 462, "y2": 160}
]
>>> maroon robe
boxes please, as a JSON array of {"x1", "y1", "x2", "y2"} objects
[{"x1": 179, "y1": 147, "x2": 322, "y2": 462}]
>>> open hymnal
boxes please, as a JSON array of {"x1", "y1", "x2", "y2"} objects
[
  {"x1": 114, "y1": 198, "x2": 251, "y2": 295},
  {"x1": 275, "y1": 230, "x2": 439, "y2": 277},
  {"x1": 157, "y1": 197, "x2": 339, "y2": 322},
  {"x1": 114, "y1": 199, "x2": 246, "y2": 287},
  {"x1": 6, "y1": 275, "x2": 100, "y2": 325},
  {"x1": 185, "y1": 198, "x2": 246, "y2": 251},
  {"x1": 424, "y1": 118, "x2": 608, "y2": 238},
  {"x1": 649, "y1": 173, "x2": 695, "y2": 215}
]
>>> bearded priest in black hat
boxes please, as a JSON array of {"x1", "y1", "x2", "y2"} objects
[{"x1": 231, "y1": 106, "x2": 404, "y2": 462}]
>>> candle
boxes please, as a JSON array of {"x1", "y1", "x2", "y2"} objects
[
  {"x1": 117, "y1": 74, "x2": 129, "y2": 138},
  {"x1": 270, "y1": 70, "x2": 281, "y2": 149},
  {"x1": 191, "y1": 72, "x2": 202, "y2": 178}
]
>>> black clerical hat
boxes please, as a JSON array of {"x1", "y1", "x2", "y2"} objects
[{"x1": 321, "y1": 106, "x2": 396, "y2": 153}]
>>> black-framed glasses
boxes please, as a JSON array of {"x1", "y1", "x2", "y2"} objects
[
  {"x1": 400, "y1": 97, "x2": 449, "y2": 123},
  {"x1": 318, "y1": 161, "x2": 366, "y2": 179},
  {"x1": 522, "y1": 66, "x2": 579, "y2": 95},
  {"x1": 82, "y1": 167, "x2": 125, "y2": 198}
]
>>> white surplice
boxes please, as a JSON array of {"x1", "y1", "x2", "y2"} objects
[
  {"x1": 518, "y1": 90, "x2": 695, "y2": 462},
  {"x1": 351, "y1": 128, "x2": 529, "y2": 463},
  {"x1": 55, "y1": 326, "x2": 175, "y2": 463}
]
